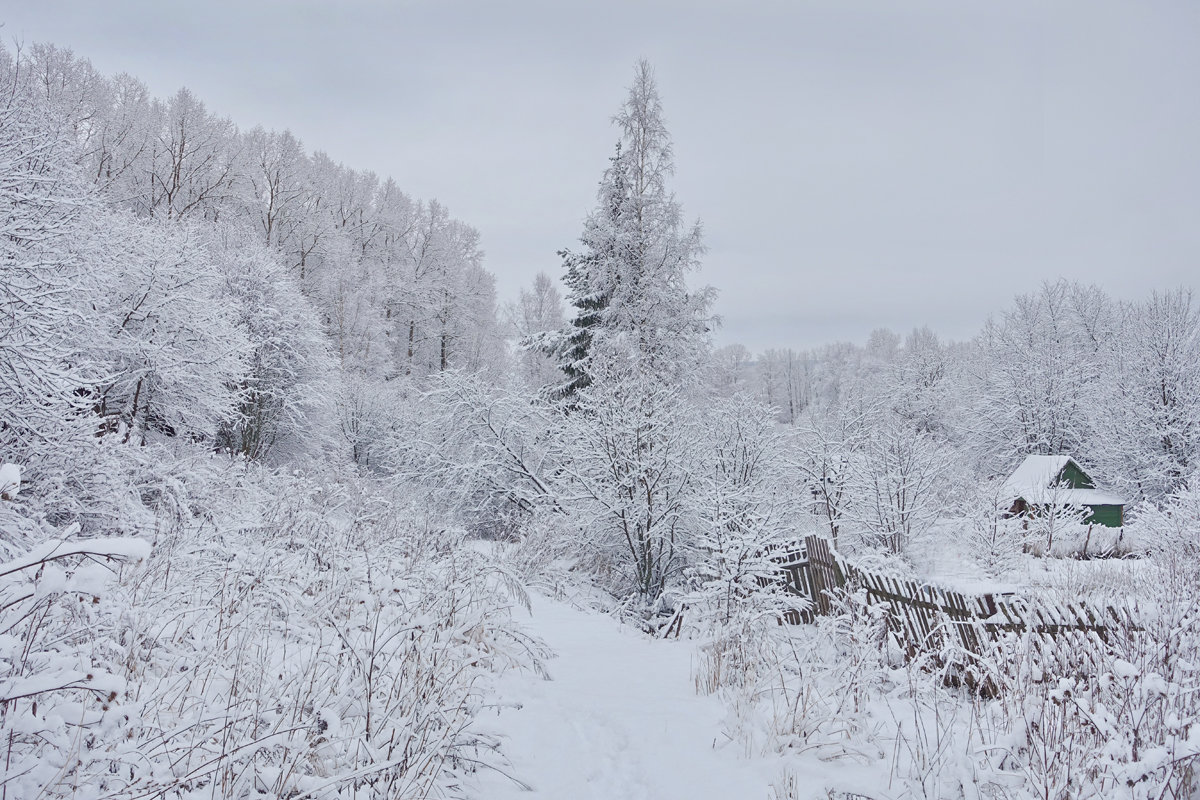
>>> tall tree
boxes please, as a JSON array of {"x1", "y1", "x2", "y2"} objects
[
  {"x1": 552, "y1": 60, "x2": 712, "y2": 398},
  {"x1": 148, "y1": 88, "x2": 240, "y2": 221},
  {"x1": 969, "y1": 281, "x2": 1111, "y2": 474},
  {"x1": 549, "y1": 62, "x2": 716, "y2": 600},
  {"x1": 1096, "y1": 289, "x2": 1200, "y2": 501},
  {"x1": 0, "y1": 70, "x2": 96, "y2": 467}
]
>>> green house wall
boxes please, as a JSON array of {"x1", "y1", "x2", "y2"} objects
[
  {"x1": 1084, "y1": 504, "x2": 1123, "y2": 528},
  {"x1": 1018, "y1": 500, "x2": 1125, "y2": 528},
  {"x1": 1061, "y1": 461, "x2": 1122, "y2": 528},
  {"x1": 1057, "y1": 461, "x2": 1095, "y2": 489}
]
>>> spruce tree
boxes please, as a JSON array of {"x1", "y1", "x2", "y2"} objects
[
  {"x1": 551, "y1": 61, "x2": 712, "y2": 399},
  {"x1": 552, "y1": 142, "x2": 624, "y2": 398}
]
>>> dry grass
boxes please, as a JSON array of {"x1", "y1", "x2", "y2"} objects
[{"x1": 1, "y1": 468, "x2": 547, "y2": 799}]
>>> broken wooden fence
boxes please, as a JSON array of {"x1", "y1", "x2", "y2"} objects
[
  {"x1": 760, "y1": 540, "x2": 816, "y2": 624},
  {"x1": 778, "y1": 535, "x2": 1134, "y2": 671}
]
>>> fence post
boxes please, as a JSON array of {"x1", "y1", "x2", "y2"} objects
[{"x1": 803, "y1": 535, "x2": 843, "y2": 616}]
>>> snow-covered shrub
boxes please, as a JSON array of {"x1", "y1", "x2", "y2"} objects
[
  {"x1": 385, "y1": 370, "x2": 558, "y2": 531},
  {"x1": 911, "y1": 567, "x2": 1200, "y2": 799},
  {"x1": 691, "y1": 602, "x2": 795, "y2": 705},
  {"x1": 558, "y1": 374, "x2": 700, "y2": 599},
  {"x1": 1018, "y1": 496, "x2": 1091, "y2": 559},
  {"x1": 1032, "y1": 518, "x2": 1128, "y2": 560},
  {"x1": 339, "y1": 375, "x2": 411, "y2": 472},
  {"x1": 710, "y1": 533, "x2": 1200, "y2": 799},
  {"x1": 3, "y1": 459, "x2": 546, "y2": 799},
  {"x1": 504, "y1": 507, "x2": 582, "y2": 595},
  {"x1": 684, "y1": 397, "x2": 803, "y2": 627},
  {"x1": 0, "y1": 504, "x2": 151, "y2": 799},
  {"x1": 1022, "y1": 556, "x2": 1146, "y2": 602},
  {"x1": 958, "y1": 484, "x2": 1026, "y2": 578},
  {"x1": 699, "y1": 583, "x2": 897, "y2": 771},
  {"x1": 1126, "y1": 476, "x2": 1200, "y2": 565},
  {"x1": 968, "y1": 593, "x2": 1200, "y2": 799},
  {"x1": 847, "y1": 415, "x2": 949, "y2": 557}
]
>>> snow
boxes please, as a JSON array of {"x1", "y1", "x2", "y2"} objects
[
  {"x1": 1004, "y1": 455, "x2": 1074, "y2": 493},
  {"x1": 1002, "y1": 454, "x2": 1125, "y2": 505},
  {"x1": 471, "y1": 592, "x2": 781, "y2": 799},
  {"x1": 0, "y1": 537, "x2": 151, "y2": 578},
  {"x1": 1030, "y1": 486, "x2": 1126, "y2": 505},
  {"x1": 0, "y1": 463, "x2": 18, "y2": 499},
  {"x1": 1113, "y1": 658, "x2": 1140, "y2": 679}
]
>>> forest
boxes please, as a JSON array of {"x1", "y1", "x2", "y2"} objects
[{"x1": 3, "y1": 39, "x2": 1200, "y2": 800}]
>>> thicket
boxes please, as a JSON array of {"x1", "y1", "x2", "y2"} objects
[
  {"x1": 0, "y1": 40, "x2": 541, "y2": 799},
  {"x1": 1, "y1": 456, "x2": 545, "y2": 799}
]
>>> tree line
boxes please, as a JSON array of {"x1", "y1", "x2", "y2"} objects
[
  {"x1": 1, "y1": 41, "x2": 505, "y2": 497},
  {"x1": 5, "y1": 41, "x2": 1199, "y2": 603}
]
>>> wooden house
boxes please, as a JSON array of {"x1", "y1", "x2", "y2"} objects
[{"x1": 1002, "y1": 455, "x2": 1125, "y2": 528}]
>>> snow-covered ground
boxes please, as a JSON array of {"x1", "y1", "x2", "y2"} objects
[{"x1": 471, "y1": 592, "x2": 784, "y2": 799}]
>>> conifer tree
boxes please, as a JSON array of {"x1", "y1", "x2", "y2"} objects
[
  {"x1": 552, "y1": 60, "x2": 712, "y2": 398},
  {"x1": 551, "y1": 62, "x2": 716, "y2": 599}
]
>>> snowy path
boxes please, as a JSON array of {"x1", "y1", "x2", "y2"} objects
[{"x1": 470, "y1": 592, "x2": 778, "y2": 799}]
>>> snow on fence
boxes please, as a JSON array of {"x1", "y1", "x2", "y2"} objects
[
  {"x1": 782, "y1": 535, "x2": 1136, "y2": 675},
  {"x1": 760, "y1": 540, "x2": 816, "y2": 624}
]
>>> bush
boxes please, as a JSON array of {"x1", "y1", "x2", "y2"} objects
[{"x1": 1, "y1": 461, "x2": 546, "y2": 799}]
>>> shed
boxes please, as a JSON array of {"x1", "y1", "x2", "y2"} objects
[{"x1": 1001, "y1": 455, "x2": 1125, "y2": 528}]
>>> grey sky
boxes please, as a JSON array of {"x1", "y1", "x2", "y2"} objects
[{"x1": 4, "y1": 1, "x2": 1198, "y2": 353}]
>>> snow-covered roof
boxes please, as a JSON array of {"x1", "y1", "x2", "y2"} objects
[
  {"x1": 1001, "y1": 455, "x2": 1125, "y2": 506},
  {"x1": 1024, "y1": 487, "x2": 1127, "y2": 506},
  {"x1": 1003, "y1": 455, "x2": 1073, "y2": 494}
]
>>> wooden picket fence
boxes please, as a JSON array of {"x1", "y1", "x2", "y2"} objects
[
  {"x1": 760, "y1": 540, "x2": 816, "y2": 624},
  {"x1": 778, "y1": 535, "x2": 1135, "y2": 675}
]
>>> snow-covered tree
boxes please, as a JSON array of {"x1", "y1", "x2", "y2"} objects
[
  {"x1": 0, "y1": 74, "x2": 96, "y2": 467},
  {"x1": 552, "y1": 60, "x2": 713, "y2": 397},
  {"x1": 890, "y1": 326, "x2": 952, "y2": 438},
  {"x1": 510, "y1": 271, "x2": 566, "y2": 389},
  {"x1": 848, "y1": 410, "x2": 948, "y2": 555},
  {"x1": 544, "y1": 62, "x2": 718, "y2": 601},
  {"x1": 756, "y1": 347, "x2": 815, "y2": 424},
  {"x1": 372, "y1": 198, "x2": 502, "y2": 379},
  {"x1": 240, "y1": 126, "x2": 314, "y2": 253},
  {"x1": 147, "y1": 87, "x2": 240, "y2": 221},
  {"x1": 1096, "y1": 289, "x2": 1200, "y2": 501},
  {"x1": 707, "y1": 344, "x2": 755, "y2": 398},
  {"x1": 968, "y1": 281, "x2": 1113, "y2": 474},
  {"x1": 209, "y1": 226, "x2": 337, "y2": 460},
  {"x1": 687, "y1": 396, "x2": 802, "y2": 622},
  {"x1": 84, "y1": 213, "x2": 249, "y2": 445},
  {"x1": 795, "y1": 400, "x2": 873, "y2": 546},
  {"x1": 961, "y1": 480, "x2": 1026, "y2": 577},
  {"x1": 560, "y1": 370, "x2": 698, "y2": 598}
]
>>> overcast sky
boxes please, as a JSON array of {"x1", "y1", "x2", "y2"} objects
[{"x1": 4, "y1": 1, "x2": 1199, "y2": 352}]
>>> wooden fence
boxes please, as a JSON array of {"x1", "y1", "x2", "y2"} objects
[
  {"x1": 761, "y1": 540, "x2": 815, "y2": 624},
  {"x1": 777, "y1": 535, "x2": 1134, "y2": 674}
]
